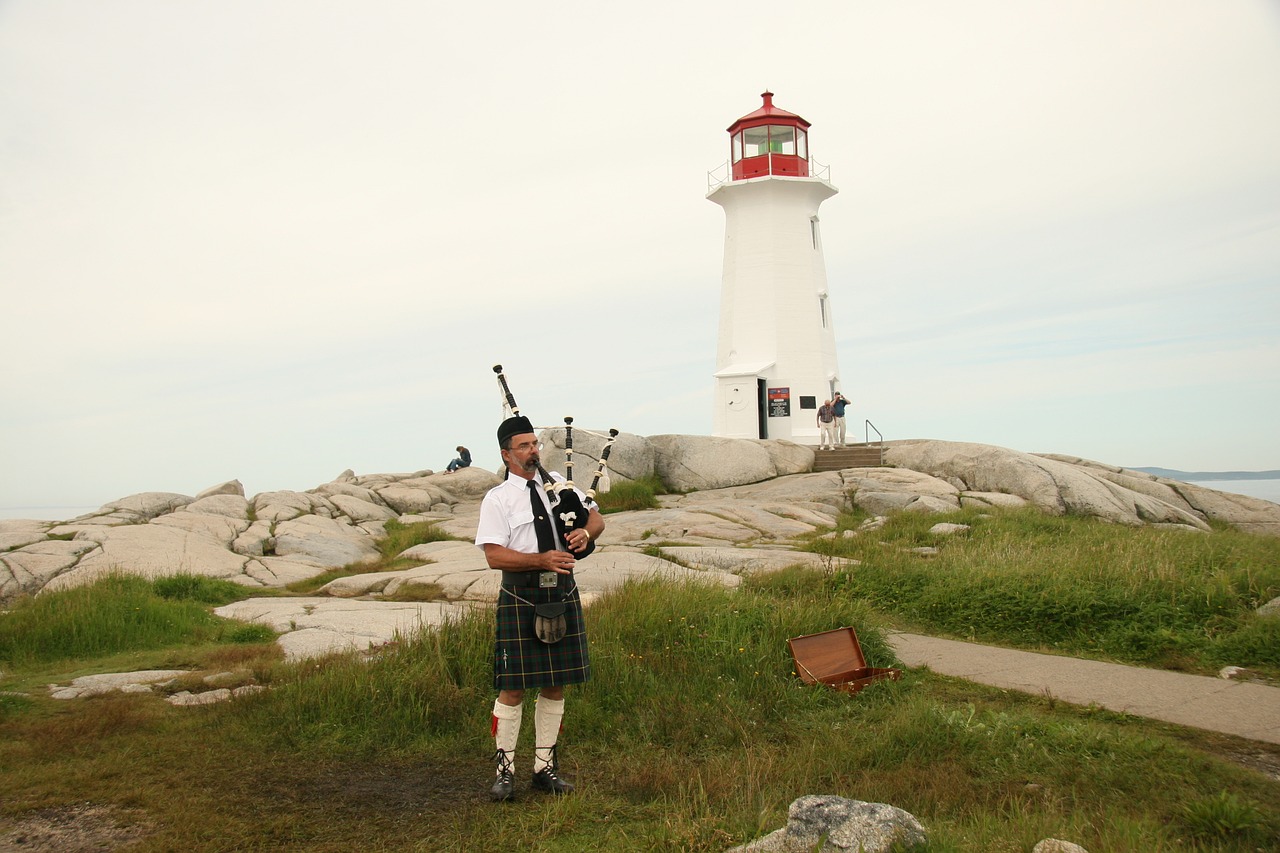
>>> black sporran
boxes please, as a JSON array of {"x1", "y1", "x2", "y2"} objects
[{"x1": 533, "y1": 601, "x2": 568, "y2": 644}]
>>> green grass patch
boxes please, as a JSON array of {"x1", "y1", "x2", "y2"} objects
[
  {"x1": 0, "y1": 574, "x2": 274, "y2": 669},
  {"x1": 2, "y1": 573, "x2": 1277, "y2": 851},
  {"x1": 382, "y1": 581, "x2": 447, "y2": 602},
  {"x1": 151, "y1": 574, "x2": 257, "y2": 607},
  {"x1": 595, "y1": 475, "x2": 665, "y2": 514},
  {"x1": 809, "y1": 507, "x2": 1280, "y2": 676},
  {"x1": 378, "y1": 518, "x2": 460, "y2": 557},
  {"x1": 1180, "y1": 790, "x2": 1271, "y2": 845}
]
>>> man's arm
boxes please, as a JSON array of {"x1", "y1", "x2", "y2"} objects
[{"x1": 483, "y1": 543, "x2": 575, "y2": 574}]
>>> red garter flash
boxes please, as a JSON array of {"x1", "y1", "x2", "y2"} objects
[{"x1": 491, "y1": 714, "x2": 499, "y2": 737}]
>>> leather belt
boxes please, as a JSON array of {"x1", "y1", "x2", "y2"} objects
[{"x1": 501, "y1": 570, "x2": 566, "y2": 589}]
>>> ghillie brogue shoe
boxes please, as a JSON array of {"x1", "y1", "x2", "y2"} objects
[
  {"x1": 490, "y1": 749, "x2": 515, "y2": 802},
  {"x1": 531, "y1": 766, "x2": 574, "y2": 795}
]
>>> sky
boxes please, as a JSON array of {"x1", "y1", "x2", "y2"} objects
[{"x1": 2, "y1": 0, "x2": 1279, "y2": 514}]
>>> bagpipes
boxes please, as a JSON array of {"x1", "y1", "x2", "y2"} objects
[{"x1": 493, "y1": 364, "x2": 619, "y2": 559}]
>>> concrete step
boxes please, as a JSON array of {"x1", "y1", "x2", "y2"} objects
[{"x1": 813, "y1": 444, "x2": 884, "y2": 471}]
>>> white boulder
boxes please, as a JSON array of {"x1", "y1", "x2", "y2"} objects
[
  {"x1": 728, "y1": 794, "x2": 928, "y2": 852},
  {"x1": 649, "y1": 434, "x2": 778, "y2": 492},
  {"x1": 100, "y1": 492, "x2": 195, "y2": 520},
  {"x1": 538, "y1": 428, "x2": 655, "y2": 487},
  {"x1": 43, "y1": 524, "x2": 252, "y2": 592},
  {"x1": 49, "y1": 670, "x2": 188, "y2": 700},
  {"x1": 252, "y1": 490, "x2": 336, "y2": 523},
  {"x1": 183, "y1": 494, "x2": 251, "y2": 519},
  {"x1": 0, "y1": 519, "x2": 53, "y2": 551},
  {"x1": 195, "y1": 479, "x2": 245, "y2": 499},
  {"x1": 272, "y1": 515, "x2": 380, "y2": 568}
]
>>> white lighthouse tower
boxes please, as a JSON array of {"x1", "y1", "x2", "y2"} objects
[{"x1": 708, "y1": 92, "x2": 841, "y2": 445}]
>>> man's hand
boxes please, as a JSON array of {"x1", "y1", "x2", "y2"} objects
[
  {"x1": 565, "y1": 527, "x2": 592, "y2": 553},
  {"x1": 538, "y1": 550, "x2": 576, "y2": 573}
]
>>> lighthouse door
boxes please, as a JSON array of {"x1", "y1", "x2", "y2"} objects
[{"x1": 757, "y1": 379, "x2": 768, "y2": 439}]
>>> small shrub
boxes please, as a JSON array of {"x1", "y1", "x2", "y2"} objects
[
  {"x1": 595, "y1": 476, "x2": 665, "y2": 514},
  {"x1": 0, "y1": 692, "x2": 33, "y2": 721},
  {"x1": 1206, "y1": 614, "x2": 1280, "y2": 668},
  {"x1": 383, "y1": 581, "x2": 446, "y2": 602},
  {"x1": 153, "y1": 574, "x2": 254, "y2": 606},
  {"x1": 1180, "y1": 790, "x2": 1268, "y2": 841},
  {"x1": 223, "y1": 623, "x2": 277, "y2": 644},
  {"x1": 379, "y1": 519, "x2": 458, "y2": 559}
]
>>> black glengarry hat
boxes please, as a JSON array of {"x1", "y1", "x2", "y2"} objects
[{"x1": 497, "y1": 415, "x2": 535, "y2": 445}]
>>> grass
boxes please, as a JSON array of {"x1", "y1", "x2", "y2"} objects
[
  {"x1": 0, "y1": 574, "x2": 273, "y2": 670},
  {"x1": 1, "y1": 512, "x2": 1278, "y2": 850},
  {"x1": 807, "y1": 506, "x2": 1280, "y2": 678},
  {"x1": 594, "y1": 475, "x2": 665, "y2": 514}
]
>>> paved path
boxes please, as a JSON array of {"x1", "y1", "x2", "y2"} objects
[{"x1": 886, "y1": 632, "x2": 1280, "y2": 745}]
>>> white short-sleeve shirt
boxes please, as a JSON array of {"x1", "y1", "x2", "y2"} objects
[{"x1": 475, "y1": 471, "x2": 595, "y2": 555}]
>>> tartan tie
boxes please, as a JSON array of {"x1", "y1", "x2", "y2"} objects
[{"x1": 528, "y1": 479, "x2": 557, "y2": 553}]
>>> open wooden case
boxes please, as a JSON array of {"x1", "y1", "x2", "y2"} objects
[{"x1": 787, "y1": 626, "x2": 902, "y2": 695}]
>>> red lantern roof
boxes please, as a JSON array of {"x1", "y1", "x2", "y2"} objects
[
  {"x1": 725, "y1": 91, "x2": 813, "y2": 180},
  {"x1": 726, "y1": 91, "x2": 812, "y2": 134}
]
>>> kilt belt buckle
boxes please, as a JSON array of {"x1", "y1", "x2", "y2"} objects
[{"x1": 538, "y1": 571, "x2": 558, "y2": 589}]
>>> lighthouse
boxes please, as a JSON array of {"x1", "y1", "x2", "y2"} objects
[{"x1": 707, "y1": 91, "x2": 841, "y2": 445}]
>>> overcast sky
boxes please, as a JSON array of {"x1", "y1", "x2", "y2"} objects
[{"x1": 2, "y1": 0, "x2": 1278, "y2": 514}]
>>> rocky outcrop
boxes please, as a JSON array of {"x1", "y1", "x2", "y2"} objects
[
  {"x1": 726, "y1": 795, "x2": 928, "y2": 852},
  {"x1": 884, "y1": 440, "x2": 1280, "y2": 533},
  {"x1": 537, "y1": 428, "x2": 655, "y2": 487},
  {"x1": 47, "y1": 670, "x2": 190, "y2": 700},
  {"x1": 4, "y1": 436, "x2": 1278, "y2": 605},
  {"x1": 1, "y1": 467, "x2": 506, "y2": 601},
  {"x1": 648, "y1": 434, "x2": 801, "y2": 492},
  {"x1": 1046, "y1": 454, "x2": 1280, "y2": 536}
]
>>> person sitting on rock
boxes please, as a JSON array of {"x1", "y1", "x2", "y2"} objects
[{"x1": 446, "y1": 446, "x2": 472, "y2": 473}]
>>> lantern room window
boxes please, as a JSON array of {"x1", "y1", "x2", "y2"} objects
[
  {"x1": 732, "y1": 125, "x2": 810, "y2": 163},
  {"x1": 743, "y1": 126, "x2": 770, "y2": 158},
  {"x1": 769, "y1": 126, "x2": 795, "y2": 154}
]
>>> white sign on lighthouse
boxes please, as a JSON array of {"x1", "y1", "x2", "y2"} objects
[{"x1": 707, "y1": 92, "x2": 842, "y2": 446}]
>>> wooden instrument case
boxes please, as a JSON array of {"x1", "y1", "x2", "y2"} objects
[{"x1": 787, "y1": 626, "x2": 902, "y2": 695}]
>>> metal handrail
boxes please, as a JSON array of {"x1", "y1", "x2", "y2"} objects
[
  {"x1": 707, "y1": 162, "x2": 731, "y2": 193},
  {"x1": 864, "y1": 420, "x2": 884, "y2": 466},
  {"x1": 706, "y1": 156, "x2": 832, "y2": 193}
]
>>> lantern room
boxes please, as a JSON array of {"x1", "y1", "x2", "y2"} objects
[{"x1": 727, "y1": 91, "x2": 811, "y2": 180}]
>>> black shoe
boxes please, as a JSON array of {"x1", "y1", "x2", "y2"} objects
[
  {"x1": 490, "y1": 749, "x2": 515, "y2": 802},
  {"x1": 490, "y1": 771, "x2": 515, "y2": 801},
  {"x1": 531, "y1": 766, "x2": 574, "y2": 795}
]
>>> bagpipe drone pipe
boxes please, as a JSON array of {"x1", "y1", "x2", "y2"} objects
[{"x1": 493, "y1": 364, "x2": 619, "y2": 560}]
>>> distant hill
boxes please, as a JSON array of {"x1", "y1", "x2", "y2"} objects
[{"x1": 1130, "y1": 468, "x2": 1280, "y2": 482}]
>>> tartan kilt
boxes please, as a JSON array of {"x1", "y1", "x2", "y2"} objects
[{"x1": 493, "y1": 582, "x2": 591, "y2": 690}]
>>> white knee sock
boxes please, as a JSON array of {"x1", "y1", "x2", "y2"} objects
[
  {"x1": 533, "y1": 695, "x2": 565, "y2": 774},
  {"x1": 492, "y1": 699, "x2": 522, "y2": 775}
]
